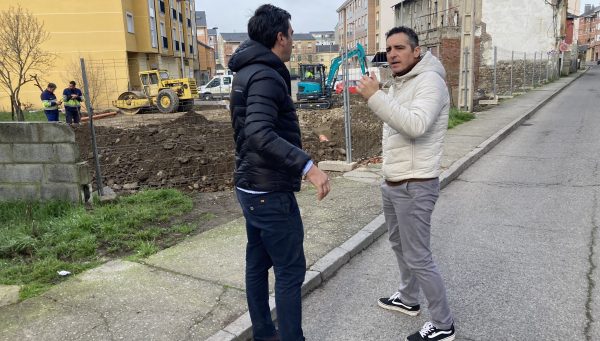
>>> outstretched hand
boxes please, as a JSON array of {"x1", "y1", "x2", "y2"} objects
[
  {"x1": 356, "y1": 73, "x2": 380, "y2": 101},
  {"x1": 305, "y1": 164, "x2": 331, "y2": 201}
]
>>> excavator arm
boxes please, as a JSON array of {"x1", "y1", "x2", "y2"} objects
[{"x1": 325, "y1": 43, "x2": 369, "y2": 92}]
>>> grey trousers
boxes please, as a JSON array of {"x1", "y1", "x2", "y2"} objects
[{"x1": 381, "y1": 179, "x2": 453, "y2": 329}]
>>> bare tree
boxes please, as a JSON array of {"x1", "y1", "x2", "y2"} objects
[
  {"x1": 64, "y1": 57, "x2": 108, "y2": 112},
  {"x1": 0, "y1": 5, "x2": 54, "y2": 121}
]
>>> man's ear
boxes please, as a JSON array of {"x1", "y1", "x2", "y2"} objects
[
  {"x1": 275, "y1": 31, "x2": 284, "y2": 46},
  {"x1": 413, "y1": 46, "x2": 421, "y2": 57}
]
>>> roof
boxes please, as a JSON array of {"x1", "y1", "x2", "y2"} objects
[
  {"x1": 316, "y1": 44, "x2": 339, "y2": 53},
  {"x1": 195, "y1": 11, "x2": 207, "y2": 27},
  {"x1": 220, "y1": 33, "x2": 249, "y2": 42},
  {"x1": 208, "y1": 28, "x2": 217, "y2": 35},
  {"x1": 310, "y1": 31, "x2": 335, "y2": 35},
  {"x1": 294, "y1": 33, "x2": 316, "y2": 41},
  {"x1": 581, "y1": 6, "x2": 600, "y2": 17}
]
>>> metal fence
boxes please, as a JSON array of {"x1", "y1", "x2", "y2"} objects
[{"x1": 476, "y1": 46, "x2": 561, "y2": 100}]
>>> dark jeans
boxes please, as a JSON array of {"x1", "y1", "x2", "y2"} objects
[
  {"x1": 236, "y1": 189, "x2": 306, "y2": 341},
  {"x1": 65, "y1": 107, "x2": 80, "y2": 124}
]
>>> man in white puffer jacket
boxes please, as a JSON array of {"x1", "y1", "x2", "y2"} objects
[{"x1": 357, "y1": 26, "x2": 455, "y2": 341}]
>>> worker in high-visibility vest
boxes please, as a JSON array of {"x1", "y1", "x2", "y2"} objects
[
  {"x1": 63, "y1": 81, "x2": 84, "y2": 128},
  {"x1": 40, "y1": 83, "x2": 62, "y2": 122}
]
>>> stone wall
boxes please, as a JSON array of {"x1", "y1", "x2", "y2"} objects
[
  {"x1": 477, "y1": 58, "x2": 559, "y2": 98},
  {"x1": 0, "y1": 123, "x2": 90, "y2": 202}
]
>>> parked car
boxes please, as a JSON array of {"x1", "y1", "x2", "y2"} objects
[{"x1": 334, "y1": 80, "x2": 359, "y2": 94}]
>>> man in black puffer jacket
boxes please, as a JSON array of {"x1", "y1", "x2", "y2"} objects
[{"x1": 228, "y1": 4, "x2": 330, "y2": 341}]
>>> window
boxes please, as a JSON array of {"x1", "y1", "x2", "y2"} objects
[
  {"x1": 141, "y1": 74, "x2": 149, "y2": 85},
  {"x1": 187, "y1": 18, "x2": 191, "y2": 27},
  {"x1": 207, "y1": 78, "x2": 221, "y2": 87},
  {"x1": 149, "y1": 0, "x2": 157, "y2": 48},
  {"x1": 179, "y1": 12, "x2": 183, "y2": 22},
  {"x1": 298, "y1": 55, "x2": 302, "y2": 62},
  {"x1": 160, "y1": 22, "x2": 167, "y2": 48},
  {"x1": 189, "y1": 44, "x2": 193, "y2": 54},
  {"x1": 159, "y1": 0, "x2": 165, "y2": 13},
  {"x1": 223, "y1": 77, "x2": 231, "y2": 85},
  {"x1": 149, "y1": 73, "x2": 159, "y2": 84},
  {"x1": 126, "y1": 12, "x2": 134, "y2": 33},
  {"x1": 172, "y1": 8, "x2": 177, "y2": 19},
  {"x1": 308, "y1": 54, "x2": 312, "y2": 62}
]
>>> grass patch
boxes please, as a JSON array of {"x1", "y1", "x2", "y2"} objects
[
  {"x1": 0, "y1": 111, "x2": 53, "y2": 122},
  {"x1": 0, "y1": 189, "x2": 193, "y2": 300},
  {"x1": 448, "y1": 108, "x2": 475, "y2": 129}
]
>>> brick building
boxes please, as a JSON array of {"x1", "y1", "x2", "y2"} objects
[
  {"x1": 288, "y1": 33, "x2": 318, "y2": 77},
  {"x1": 392, "y1": 0, "x2": 568, "y2": 110},
  {"x1": 220, "y1": 33, "x2": 249, "y2": 72},
  {"x1": 578, "y1": 5, "x2": 600, "y2": 63},
  {"x1": 336, "y1": 0, "x2": 380, "y2": 54}
]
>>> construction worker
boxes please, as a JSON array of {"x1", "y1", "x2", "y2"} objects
[
  {"x1": 304, "y1": 69, "x2": 314, "y2": 79},
  {"x1": 62, "y1": 81, "x2": 83, "y2": 127},
  {"x1": 40, "y1": 83, "x2": 62, "y2": 122}
]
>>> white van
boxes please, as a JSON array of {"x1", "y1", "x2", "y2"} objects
[{"x1": 199, "y1": 75, "x2": 233, "y2": 100}]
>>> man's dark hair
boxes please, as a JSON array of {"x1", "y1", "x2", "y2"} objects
[
  {"x1": 47, "y1": 83, "x2": 56, "y2": 89},
  {"x1": 385, "y1": 26, "x2": 419, "y2": 50},
  {"x1": 248, "y1": 4, "x2": 291, "y2": 49},
  {"x1": 69, "y1": 81, "x2": 76, "y2": 86}
]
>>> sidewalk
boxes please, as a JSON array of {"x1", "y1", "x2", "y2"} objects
[{"x1": 0, "y1": 70, "x2": 587, "y2": 341}]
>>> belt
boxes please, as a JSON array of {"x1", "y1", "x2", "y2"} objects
[{"x1": 385, "y1": 178, "x2": 437, "y2": 187}]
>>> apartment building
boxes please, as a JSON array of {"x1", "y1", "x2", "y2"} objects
[
  {"x1": 220, "y1": 33, "x2": 249, "y2": 71},
  {"x1": 579, "y1": 5, "x2": 600, "y2": 63},
  {"x1": 194, "y1": 10, "x2": 214, "y2": 82},
  {"x1": 288, "y1": 34, "x2": 318, "y2": 77},
  {"x1": 310, "y1": 31, "x2": 336, "y2": 45},
  {"x1": 0, "y1": 0, "x2": 198, "y2": 111},
  {"x1": 336, "y1": 0, "x2": 379, "y2": 54}
]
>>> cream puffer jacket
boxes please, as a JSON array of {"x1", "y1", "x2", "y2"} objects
[{"x1": 367, "y1": 51, "x2": 449, "y2": 182}]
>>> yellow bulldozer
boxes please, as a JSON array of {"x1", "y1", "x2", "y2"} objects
[{"x1": 113, "y1": 70, "x2": 198, "y2": 115}]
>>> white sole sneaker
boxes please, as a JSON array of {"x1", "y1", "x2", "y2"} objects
[{"x1": 377, "y1": 300, "x2": 420, "y2": 316}]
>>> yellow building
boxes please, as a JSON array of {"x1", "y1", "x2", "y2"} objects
[{"x1": 0, "y1": 0, "x2": 198, "y2": 111}]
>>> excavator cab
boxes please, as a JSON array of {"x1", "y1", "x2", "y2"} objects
[{"x1": 297, "y1": 64, "x2": 327, "y2": 102}]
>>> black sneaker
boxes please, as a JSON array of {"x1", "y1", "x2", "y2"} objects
[
  {"x1": 377, "y1": 291, "x2": 420, "y2": 316},
  {"x1": 406, "y1": 322, "x2": 455, "y2": 341}
]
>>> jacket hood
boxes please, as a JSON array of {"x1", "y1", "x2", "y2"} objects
[
  {"x1": 228, "y1": 39, "x2": 285, "y2": 72},
  {"x1": 397, "y1": 51, "x2": 446, "y2": 81}
]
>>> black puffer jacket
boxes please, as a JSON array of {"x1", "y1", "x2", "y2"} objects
[{"x1": 228, "y1": 39, "x2": 310, "y2": 192}]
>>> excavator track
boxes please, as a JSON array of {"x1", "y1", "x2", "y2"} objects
[{"x1": 295, "y1": 101, "x2": 332, "y2": 110}]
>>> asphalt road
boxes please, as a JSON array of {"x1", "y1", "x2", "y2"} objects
[{"x1": 302, "y1": 66, "x2": 600, "y2": 341}]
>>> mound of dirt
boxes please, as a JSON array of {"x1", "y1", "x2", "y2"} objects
[{"x1": 75, "y1": 100, "x2": 382, "y2": 194}]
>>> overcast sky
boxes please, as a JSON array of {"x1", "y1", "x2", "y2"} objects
[
  {"x1": 581, "y1": 0, "x2": 600, "y2": 13},
  {"x1": 195, "y1": 0, "x2": 343, "y2": 33},
  {"x1": 195, "y1": 0, "x2": 600, "y2": 33}
]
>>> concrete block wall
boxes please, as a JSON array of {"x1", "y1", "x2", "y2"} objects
[{"x1": 0, "y1": 123, "x2": 91, "y2": 202}]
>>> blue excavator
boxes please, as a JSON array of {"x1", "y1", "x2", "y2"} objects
[{"x1": 295, "y1": 43, "x2": 369, "y2": 110}]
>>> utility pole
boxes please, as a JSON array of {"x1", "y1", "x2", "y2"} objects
[{"x1": 458, "y1": 0, "x2": 476, "y2": 111}]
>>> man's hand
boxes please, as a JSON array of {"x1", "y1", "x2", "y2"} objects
[
  {"x1": 356, "y1": 73, "x2": 380, "y2": 101},
  {"x1": 56, "y1": 100, "x2": 62, "y2": 105},
  {"x1": 71, "y1": 94, "x2": 78, "y2": 98},
  {"x1": 305, "y1": 164, "x2": 331, "y2": 201}
]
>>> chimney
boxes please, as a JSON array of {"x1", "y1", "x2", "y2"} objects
[{"x1": 585, "y1": 4, "x2": 592, "y2": 13}]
